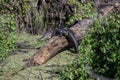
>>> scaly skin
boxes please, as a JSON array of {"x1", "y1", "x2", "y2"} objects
[
  {"x1": 67, "y1": 29, "x2": 78, "y2": 53},
  {"x1": 55, "y1": 26, "x2": 78, "y2": 53}
]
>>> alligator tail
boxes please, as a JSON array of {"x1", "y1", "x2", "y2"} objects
[{"x1": 67, "y1": 29, "x2": 78, "y2": 53}]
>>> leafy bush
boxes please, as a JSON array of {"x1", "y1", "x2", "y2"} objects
[
  {"x1": 59, "y1": 36, "x2": 94, "y2": 80},
  {"x1": 59, "y1": 13, "x2": 120, "y2": 80},
  {"x1": 89, "y1": 13, "x2": 120, "y2": 79},
  {"x1": 0, "y1": 14, "x2": 16, "y2": 61},
  {"x1": 67, "y1": 0, "x2": 96, "y2": 26}
]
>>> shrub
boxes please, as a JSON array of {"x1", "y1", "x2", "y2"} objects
[
  {"x1": 0, "y1": 14, "x2": 16, "y2": 61},
  {"x1": 59, "y1": 13, "x2": 120, "y2": 80},
  {"x1": 89, "y1": 13, "x2": 120, "y2": 79}
]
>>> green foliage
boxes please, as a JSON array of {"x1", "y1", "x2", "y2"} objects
[
  {"x1": 59, "y1": 36, "x2": 94, "y2": 80},
  {"x1": 89, "y1": 13, "x2": 120, "y2": 79},
  {"x1": 66, "y1": 0, "x2": 96, "y2": 26},
  {"x1": 0, "y1": 14, "x2": 16, "y2": 61},
  {"x1": 59, "y1": 13, "x2": 120, "y2": 80}
]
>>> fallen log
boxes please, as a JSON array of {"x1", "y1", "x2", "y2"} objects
[
  {"x1": 21, "y1": 1, "x2": 120, "y2": 70},
  {"x1": 21, "y1": 19, "x2": 93, "y2": 70}
]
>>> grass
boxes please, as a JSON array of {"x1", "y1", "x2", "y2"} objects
[{"x1": 0, "y1": 32, "x2": 78, "y2": 80}]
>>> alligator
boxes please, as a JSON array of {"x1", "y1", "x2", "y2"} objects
[
  {"x1": 38, "y1": 22, "x2": 79, "y2": 52},
  {"x1": 55, "y1": 25, "x2": 78, "y2": 53},
  {"x1": 38, "y1": 29, "x2": 54, "y2": 41}
]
